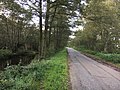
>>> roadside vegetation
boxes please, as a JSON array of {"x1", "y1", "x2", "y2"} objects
[
  {"x1": 0, "y1": 49, "x2": 68, "y2": 90},
  {"x1": 75, "y1": 47, "x2": 120, "y2": 68}
]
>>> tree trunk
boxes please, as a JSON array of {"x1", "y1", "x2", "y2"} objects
[
  {"x1": 6, "y1": 18, "x2": 10, "y2": 49},
  {"x1": 38, "y1": 0, "x2": 43, "y2": 59},
  {"x1": 48, "y1": 5, "x2": 57, "y2": 48},
  {"x1": 43, "y1": 0, "x2": 50, "y2": 58}
]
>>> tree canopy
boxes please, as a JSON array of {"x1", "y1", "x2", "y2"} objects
[
  {"x1": 0, "y1": 0, "x2": 80, "y2": 59},
  {"x1": 70, "y1": 0, "x2": 120, "y2": 53}
]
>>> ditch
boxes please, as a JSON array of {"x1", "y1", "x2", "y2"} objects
[{"x1": 0, "y1": 53, "x2": 36, "y2": 70}]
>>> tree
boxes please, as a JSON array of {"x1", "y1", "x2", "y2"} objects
[{"x1": 71, "y1": 0, "x2": 120, "y2": 53}]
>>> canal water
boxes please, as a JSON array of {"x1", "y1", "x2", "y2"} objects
[{"x1": 0, "y1": 55, "x2": 35, "y2": 70}]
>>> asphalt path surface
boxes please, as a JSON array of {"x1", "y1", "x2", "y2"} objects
[{"x1": 67, "y1": 48, "x2": 120, "y2": 90}]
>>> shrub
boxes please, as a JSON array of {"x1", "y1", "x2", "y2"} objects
[{"x1": 0, "y1": 61, "x2": 46, "y2": 90}]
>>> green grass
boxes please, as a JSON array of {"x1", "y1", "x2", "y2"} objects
[
  {"x1": 0, "y1": 49, "x2": 69, "y2": 90},
  {"x1": 43, "y1": 50, "x2": 68, "y2": 90}
]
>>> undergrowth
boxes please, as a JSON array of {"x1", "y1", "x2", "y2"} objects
[{"x1": 0, "y1": 49, "x2": 68, "y2": 90}]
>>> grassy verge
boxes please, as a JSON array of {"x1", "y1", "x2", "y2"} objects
[
  {"x1": 75, "y1": 47, "x2": 120, "y2": 68},
  {"x1": 0, "y1": 49, "x2": 69, "y2": 90},
  {"x1": 43, "y1": 50, "x2": 68, "y2": 90}
]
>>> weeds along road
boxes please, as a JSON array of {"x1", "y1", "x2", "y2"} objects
[{"x1": 67, "y1": 48, "x2": 120, "y2": 90}]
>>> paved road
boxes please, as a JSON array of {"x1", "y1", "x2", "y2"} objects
[{"x1": 67, "y1": 48, "x2": 120, "y2": 90}]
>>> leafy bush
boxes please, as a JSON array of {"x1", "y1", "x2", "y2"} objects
[
  {"x1": 0, "y1": 49, "x2": 12, "y2": 60},
  {"x1": 0, "y1": 63, "x2": 42, "y2": 90}
]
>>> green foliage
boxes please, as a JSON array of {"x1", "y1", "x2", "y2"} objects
[
  {"x1": 0, "y1": 63, "x2": 42, "y2": 90},
  {"x1": 70, "y1": 0, "x2": 120, "y2": 53},
  {"x1": 0, "y1": 0, "x2": 71, "y2": 58},
  {"x1": 0, "y1": 49, "x2": 68, "y2": 90},
  {"x1": 0, "y1": 49, "x2": 12, "y2": 60}
]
